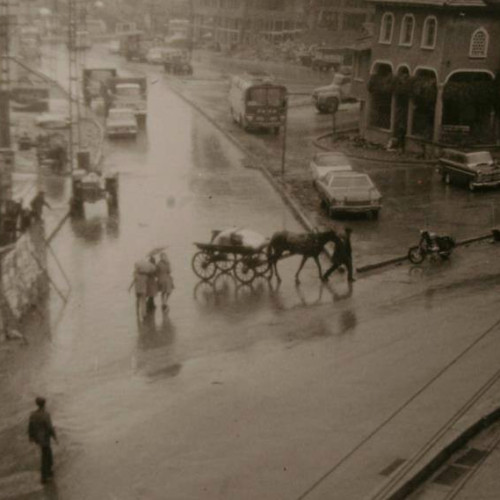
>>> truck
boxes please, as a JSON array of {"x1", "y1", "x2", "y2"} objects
[
  {"x1": 311, "y1": 47, "x2": 346, "y2": 72},
  {"x1": 120, "y1": 31, "x2": 161, "y2": 62},
  {"x1": 82, "y1": 68, "x2": 117, "y2": 107},
  {"x1": 312, "y1": 71, "x2": 356, "y2": 114},
  {"x1": 103, "y1": 77, "x2": 148, "y2": 125}
]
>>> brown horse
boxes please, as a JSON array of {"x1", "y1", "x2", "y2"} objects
[{"x1": 267, "y1": 229, "x2": 339, "y2": 283}]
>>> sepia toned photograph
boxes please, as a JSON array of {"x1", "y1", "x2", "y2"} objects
[{"x1": 1, "y1": 0, "x2": 500, "y2": 498}]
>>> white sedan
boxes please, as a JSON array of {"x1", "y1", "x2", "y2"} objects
[
  {"x1": 316, "y1": 171, "x2": 382, "y2": 218},
  {"x1": 105, "y1": 108, "x2": 138, "y2": 138},
  {"x1": 310, "y1": 151, "x2": 353, "y2": 184}
]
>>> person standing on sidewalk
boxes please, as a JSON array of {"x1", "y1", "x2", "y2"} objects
[{"x1": 28, "y1": 397, "x2": 58, "y2": 484}]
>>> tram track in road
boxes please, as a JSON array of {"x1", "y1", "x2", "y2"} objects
[{"x1": 294, "y1": 313, "x2": 500, "y2": 500}]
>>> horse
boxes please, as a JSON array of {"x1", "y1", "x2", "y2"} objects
[{"x1": 267, "y1": 229, "x2": 340, "y2": 283}]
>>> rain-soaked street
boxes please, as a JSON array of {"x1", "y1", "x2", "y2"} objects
[{"x1": 2, "y1": 44, "x2": 500, "y2": 500}]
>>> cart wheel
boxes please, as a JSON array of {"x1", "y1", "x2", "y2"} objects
[
  {"x1": 234, "y1": 257, "x2": 257, "y2": 284},
  {"x1": 215, "y1": 252, "x2": 236, "y2": 273},
  {"x1": 192, "y1": 251, "x2": 217, "y2": 281},
  {"x1": 254, "y1": 250, "x2": 273, "y2": 279}
]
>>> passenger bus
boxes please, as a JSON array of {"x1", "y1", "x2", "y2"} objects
[{"x1": 228, "y1": 72, "x2": 287, "y2": 134}]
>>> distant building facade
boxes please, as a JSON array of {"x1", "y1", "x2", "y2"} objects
[
  {"x1": 308, "y1": 0, "x2": 373, "y2": 34},
  {"x1": 352, "y1": 0, "x2": 500, "y2": 150},
  {"x1": 192, "y1": 0, "x2": 305, "y2": 49}
]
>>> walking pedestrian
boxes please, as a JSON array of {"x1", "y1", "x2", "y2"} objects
[
  {"x1": 146, "y1": 256, "x2": 159, "y2": 312},
  {"x1": 131, "y1": 264, "x2": 148, "y2": 321},
  {"x1": 322, "y1": 227, "x2": 355, "y2": 282},
  {"x1": 156, "y1": 252, "x2": 174, "y2": 311},
  {"x1": 30, "y1": 191, "x2": 51, "y2": 222},
  {"x1": 28, "y1": 397, "x2": 57, "y2": 484}
]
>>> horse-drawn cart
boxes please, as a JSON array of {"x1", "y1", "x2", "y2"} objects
[{"x1": 192, "y1": 228, "x2": 272, "y2": 284}]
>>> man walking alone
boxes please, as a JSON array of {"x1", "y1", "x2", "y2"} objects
[{"x1": 28, "y1": 397, "x2": 58, "y2": 484}]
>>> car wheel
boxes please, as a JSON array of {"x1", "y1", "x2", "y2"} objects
[
  {"x1": 370, "y1": 209, "x2": 379, "y2": 220},
  {"x1": 320, "y1": 198, "x2": 327, "y2": 210},
  {"x1": 468, "y1": 180, "x2": 475, "y2": 192}
]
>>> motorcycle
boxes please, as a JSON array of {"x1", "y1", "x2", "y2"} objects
[{"x1": 408, "y1": 230, "x2": 456, "y2": 264}]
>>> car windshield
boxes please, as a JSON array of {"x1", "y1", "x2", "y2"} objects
[
  {"x1": 315, "y1": 154, "x2": 349, "y2": 167},
  {"x1": 332, "y1": 74, "x2": 349, "y2": 85},
  {"x1": 466, "y1": 152, "x2": 493, "y2": 165},
  {"x1": 116, "y1": 85, "x2": 140, "y2": 96},
  {"x1": 330, "y1": 175, "x2": 371, "y2": 188},
  {"x1": 247, "y1": 87, "x2": 285, "y2": 107}
]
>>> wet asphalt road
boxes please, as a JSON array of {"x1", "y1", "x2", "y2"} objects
[{"x1": 1, "y1": 45, "x2": 500, "y2": 500}]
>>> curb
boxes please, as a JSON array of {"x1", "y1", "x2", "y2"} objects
[
  {"x1": 357, "y1": 232, "x2": 495, "y2": 274},
  {"x1": 164, "y1": 76, "x2": 316, "y2": 234},
  {"x1": 386, "y1": 404, "x2": 500, "y2": 500},
  {"x1": 313, "y1": 132, "x2": 437, "y2": 166},
  {"x1": 46, "y1": 212, "x2": 70, "y2": 244}
]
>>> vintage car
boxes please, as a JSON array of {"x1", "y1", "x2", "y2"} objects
[
  {"x1": 105, "y1": 108, "x2": 138, "y2": 138},
  {"x1": 309, "y1": 152, "x2": 353, "y2": 184},
  {"x1": 35, "y1": 113, "x2": 70, "y2": 130},
  {"x1": 438, "y1": 149, "x2": 500, "y2": 191},
  {"x1": 70, "y1": 169, "x2": 119, "y2": 216},
  {"x1": 146, "y1": 47, "x2": 164, "y2": 64},
  {"x1": 315, "y1": 171, "x2": 382, "y2": 218}
]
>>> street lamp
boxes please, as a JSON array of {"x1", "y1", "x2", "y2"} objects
[{"x1": 280, "y1": 94, "x2": 288, "y2": 176}]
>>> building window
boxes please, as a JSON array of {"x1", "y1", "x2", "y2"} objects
[
  {"x1": 469, "y1": 28, "x2": 488, "y2": 58},
  {"x1": 399, "y1": 14, "x2": 415, "y2": 46},
  {"x1": 421, "y1": 16, "x2": 437, "y2": 49},
  {"x1": 379, "y1": 12, "x2": 394, "y2": 44}
]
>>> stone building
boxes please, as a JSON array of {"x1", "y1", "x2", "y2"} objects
[
  {"x1": 351, "y1": 0, "x2": 500, "y2": 151},
  {"x1": 192, "y1": 0, "x2": 305, "y2": 49},
  {"x1": 307, "y1": 0, "x2": 374, "y2": 44}
]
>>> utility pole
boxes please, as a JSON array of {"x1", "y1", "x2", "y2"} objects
[
  {"x1": 67, "y1": 0, "x2": 78, "y2": 171},
  {"x1": 0, "y1": 0, "x2": 11, "y2": 148}
]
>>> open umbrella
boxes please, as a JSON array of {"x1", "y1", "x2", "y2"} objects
[
  {"x1": 135, "y1": 259, "x2": 156, "y2": 274},
  {"x1": 147, "y1": 246, "x2": 168, "y2": 258}
]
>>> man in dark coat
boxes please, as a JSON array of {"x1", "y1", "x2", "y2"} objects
[
  {"x1": 30, "y1": 191, "x2": 51, "y2": 221},
  {"x1": 322, "y1": 227, "x2": 355, "y2": 282},
  {"x1": 28, "y1": 397, "x2": 58, "y2": 484}
]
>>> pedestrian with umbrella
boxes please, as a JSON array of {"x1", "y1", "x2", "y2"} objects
[
  {"x1": 130, "y1": 259, "x2": 155, "y2": 321},
  {"x1": 156, "y1": 251, "x2": 174, "y2": 311}
]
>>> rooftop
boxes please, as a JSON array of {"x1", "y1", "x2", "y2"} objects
[{"x1": 366, "y1": 0, "x2": 487, "y2": 6}]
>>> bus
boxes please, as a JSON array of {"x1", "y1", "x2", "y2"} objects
[{"x1": 228, "y1": 72, "x2": 287, "y2": 134}]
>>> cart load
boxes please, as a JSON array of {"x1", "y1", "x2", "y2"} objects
[{"x1": 192, "y1": 227, "x2": 272, "y2": 283}]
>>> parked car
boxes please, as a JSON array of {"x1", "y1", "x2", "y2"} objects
[
  {"x1": 146, "y1": 47, "x2": 164, "y2": 65},
  {"x1": 315, "y1": 171, "x2": 382, "y2": 218},
  {"x1": 105, "y1": 108, "x2": 138, "y2": 138},
  {"x1": 438, "y1": 149, "x2": 500, "y2": 191},
  {"x1": 35, "y1": 113, "x2": 70, "y2": 130},
  {"x1": 310, "y1": 152, "x2": 353, "y2": 184},
  {"x1": 312, "y1": 72, "x2": 355, "y2": 114}
]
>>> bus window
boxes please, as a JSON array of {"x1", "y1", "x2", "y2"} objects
[
  {"x1": 268, "y1": 88, "x2": 284, "y2": 107},
  {"x1": 247, "y1": 88, "x2": 267, "y2": 105}
]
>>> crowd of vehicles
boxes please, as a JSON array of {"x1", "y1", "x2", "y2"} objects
[
  {"x1": 228, "y1": 72, "x2": 287, "y2": 134},
  {"x1": 82, "y1": 69, "x2": 148, "y2": 130}
]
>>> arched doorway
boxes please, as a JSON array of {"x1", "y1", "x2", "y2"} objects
[
  {"x1": 368, "y1": 63, "x2": 393, "y2": 130},
  {"x1": 411, "y1": 69, "x2": 437, "y2": 140},
  {"x1": 394, "y1": 66, "x2": 411, "y2": 137},
  {"x1": 442, "y1": 71, "x2": 495, "y2": 145}
]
